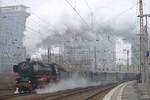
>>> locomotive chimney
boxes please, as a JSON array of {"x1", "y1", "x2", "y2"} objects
[{"x1": 26, "y1": 58, "x2": 31, "y2": 62}]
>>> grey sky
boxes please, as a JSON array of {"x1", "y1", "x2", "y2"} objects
[{"x1": 1, "y1": 0, "x2": 150, "y2": 54}]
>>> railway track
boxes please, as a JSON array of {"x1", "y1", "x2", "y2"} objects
[
  {"x1": 0, "y1": 93, "x2": 29, "y2": 100},
  {"x1": 3, "y1": 84, "x2": 115, "y2": 100},
  {"x1": 84, "y1": 85, "x2": 114, "y2": 100},
  {"x1": 0, "y1": 89, "x2": 15, "y2": 98},
  {"x1": 29, "y1": 86, "x2": 97, "y2": 100},
  {"x1": 0, "y1": 88, "x2": 14, "y2": 94},
  {"x1": 30, "y1": 84, "x2": 115, "y2": 100},
  {"x1": 0, "y1": 88, "x2": 14, "y2": 91}
]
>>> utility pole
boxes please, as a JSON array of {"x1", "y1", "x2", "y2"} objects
[
  {"x1": 144, "y1": 14, "x2": 150, "y2": 83},
  {"x1": 94, "y1": 46, "x2": 97, "y2": 71},
  {"x1": 139, "y1": 0, "x2": 144, "y2": 34},
  {"x1": 143, "y1": 14, "x2": 150, "y2": 82},
  {"x1": 127, "y1": 50, "x2": 129, "y2": 72},
  {"x1": 138, "y1": 0, "x2": 145, "y2": 83},
  {"x1": 142, "y1": 14, "x2": 150, "y2": 65},
  {"x1": 138, "y1": 0, "x2": 150, "y2": 83},
  {"x1": 47, "y1": 47, "x2": 51, "y2": 63}
]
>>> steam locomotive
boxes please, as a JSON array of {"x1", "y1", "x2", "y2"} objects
[
  {"x1": 13, "y1": 59, "x2": 65, "y2": 93},
  {"x1": 13, "y1": 59, "x2": 136, "y2": 94}
]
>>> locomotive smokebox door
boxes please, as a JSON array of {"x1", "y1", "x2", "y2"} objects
[{"x1": 13, "y1": 65, "x2": 18, "y2": 72}]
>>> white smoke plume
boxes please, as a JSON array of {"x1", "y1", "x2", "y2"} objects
[
  {"x1": 1, "y1": 0, "x2": 150, "y2": 55},
  {"x1": 36, "y1": 74, "x2": 102, "y2": 94}
]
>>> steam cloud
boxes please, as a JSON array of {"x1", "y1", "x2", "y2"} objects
[
  {"x1": 36, "y1": 74, "x2": 102, "y2": 94},
  {"x1": 1, "y1": 0, "x2": 150, "y2": 55},
  {"x1": 36, "y1": 71, "x2": 119, "y2": 94}
]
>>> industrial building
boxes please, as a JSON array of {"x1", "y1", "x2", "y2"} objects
[{"x1": 0, "y1": 5, "x2": 29, "y2": 72}]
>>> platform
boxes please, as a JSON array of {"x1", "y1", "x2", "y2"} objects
[{"x1": 103, "y1": 81, "x2": 150, "y2": 100}]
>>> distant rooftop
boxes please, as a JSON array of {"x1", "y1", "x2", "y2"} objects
[{"x1": 0, "y1": 5, "x2": 29, "y2": 13}]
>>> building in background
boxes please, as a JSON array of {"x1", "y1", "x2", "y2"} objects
[
  {"x1": 63, "y1": 39, "x2": 92, "y2": 71},
  {"x1": 96, "y1": 34, "x2": 116, "y2": 72},
  {"x1": 39, "y1": 33, "x2": 116, "y2": 72},
  {"x1": 62, "y1": 34, "x2": 116, "y2": 72},
  {"x1": 0, "y1": 5, "x2": 30, "y2": 72}
]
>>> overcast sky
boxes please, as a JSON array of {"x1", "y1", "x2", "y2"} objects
[{"x1": 1, "y1": 0, "x2": 150, "y2": 55}]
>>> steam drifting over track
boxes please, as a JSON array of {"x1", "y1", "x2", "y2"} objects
[{"x1": 16, "y1": 84, "x2": 116, "y2": 100}]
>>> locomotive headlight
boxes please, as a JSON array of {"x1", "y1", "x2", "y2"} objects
[
  {"x1": 16, "y1": 80, "x2": 18, "y2": 83},
  {"x1": 28, "y1": 81, "x2": 31, "y2": 84}
]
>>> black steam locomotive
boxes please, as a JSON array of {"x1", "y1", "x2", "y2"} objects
[
  {"x1": 13, "y1": 59, "x2": 136, "y2": 94},
  {"x1": 13, "y1": 59, "x2": 65, "y2": 93}
]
